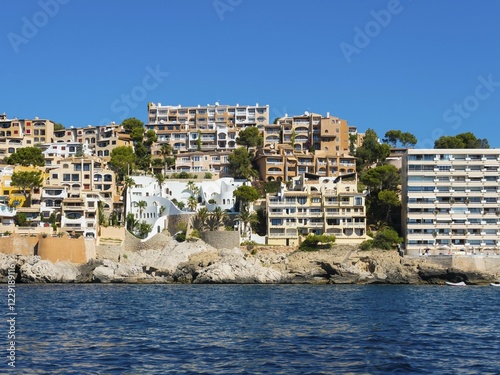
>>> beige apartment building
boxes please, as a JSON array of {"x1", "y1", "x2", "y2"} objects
[
  {"x1": 402, "y1": 149, "x2": 500, "y2": 255},
  {"x1": 255, "y1": 145, "x2": 356, "y2": 182},
  {"x1": 43, "y1": 156, "x2": 120, "y2": 235},
  {"x1": 267, "y1": 112, "x2": 351, "y2": 153},
  {"x1": 146, "y1": 102, "x2": 269, "y2": 153},
  {"x1": 0, "y1": 113, "x2": 55, "y2": 158},
  {"x1": 52, "y1": 123, "x2": 131, "y2": 160},
  {"x1": 266, "y1": 174, "x2": 367, "y2": 246}
]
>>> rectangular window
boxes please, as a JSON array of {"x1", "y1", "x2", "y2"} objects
[
  {"x1": 83, "y1": 164, "x2": 90, "y2": 171},
  {"x1": 63, "y1": 174, "x2": 70, "y2": 181},
  {"x1": 71, "y1": 174, "x2": 79, "y2": 181}
]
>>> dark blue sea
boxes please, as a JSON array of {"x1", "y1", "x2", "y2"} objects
[{"x1": 5, "y1": 284, "x2": 500, "y2": 374}]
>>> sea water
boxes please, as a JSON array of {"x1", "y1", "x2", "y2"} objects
[{"x1": 7, "y1": 284, "x2": 500, "y2": 374}]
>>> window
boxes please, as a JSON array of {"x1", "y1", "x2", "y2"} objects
[
  {"x1": 71, "y1": 174, "x2": 79, "y2": 181},
  {"x1": 74, "y1": 164, "x2": 82, "y2": 171},
  {"x1": 52, "y1": 174, "x2": 58, "y2": 179},
  {"x1": 83, "y1": 164, "x2": 90, "y2": 171},
  {"x1": 63, "y1": 174, "x2": 70, "y2": 182}
]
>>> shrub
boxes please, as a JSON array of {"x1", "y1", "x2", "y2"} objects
[
  {"x1": 360, "y1": 239, "x2": 374, "y2": 251},
  {"x1": 41, "y1": 233, "x2": 48, "y2": 238},
  {"x1": 204, "y1": 172, "x2": 213, "y2": 179},
  {"x1": 176, "y1": 231, "x2": 186, "y2": 242},
  {"x1": 299, "y1": 234, "x2": 336, "y2": 251}
]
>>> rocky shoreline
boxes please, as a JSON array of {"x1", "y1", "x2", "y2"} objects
[{"x1": 1, "y1": 232, "x2": 499, "y2": 285}]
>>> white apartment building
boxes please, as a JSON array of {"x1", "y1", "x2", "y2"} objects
[
  {"x1": 402, "y1": 149, "x2": 500, "y2": 255},
  {"x1": 266, "y1": 174, "x2": 367, "y2": 246}
]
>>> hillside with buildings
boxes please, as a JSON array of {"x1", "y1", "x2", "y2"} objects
[{"x1": 1, "y1": 104, "x2": 500, "y2": 278}]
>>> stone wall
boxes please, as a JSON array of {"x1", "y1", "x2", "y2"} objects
[
  {"x1": 166, "y1": 214, "x2": 194, "y2": 236},
  {"x1": 200, "y1": 231, "x2": 240, "y2": 250}
]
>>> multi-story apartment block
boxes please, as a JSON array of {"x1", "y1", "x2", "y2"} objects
[
  {"x1": 0, "y1": 114, "x2": 55, "y2": 158},
  {"x1": 52, "y1": 123, "x2": 131, "y2": 160},
  {"x1": 267, "y1": 112, "x2": 351, "y2": 153},
  {"x1": 255, "y1": 145, "x2": 356, "y2": 182},
  {"x1": 41, "y1": 142, "x2": 92, "y2": 162},
  {"x1": 146, "y1": 102, "x2": 269, "y2": 154},
  {"x1": 402, "y1": 149, "x2": 500, "y2": 255},
  {"x1": 266, "y1": 174, "x2": 367, "y2": 246},
  {"x1": 42, "y1": 156, "x2": 120, "y2": 235},
  {"x1": 173, "y1": 151, "x2": 231, "y2": 175}
]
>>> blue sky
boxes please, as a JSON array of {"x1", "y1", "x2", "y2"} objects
[{"x1": 2, "y1": 0, "x2": 500, "y2": 147}]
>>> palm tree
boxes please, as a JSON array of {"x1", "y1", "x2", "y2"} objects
[
  {"x1": 235, "y1": 207, "x2": 259, "y2": 238},
  {"x1": 155, "y1": 173, "x2": 166, "y2": 195},
  {"x1": 126, "y1": 213, "x2": 138, "y2": 232},
  {"x1": 191, "y1": 207, "x2": 208, "y2": 232},
  {"x1": 137, "y1": 200, "x2": 147, "y2": 219},
  {"x1": 187, "y1": 196, "x2": 198, "y2": 212},
  {"x1": 186, "y1": 180, "x2": 197, "y2": 195},
  {"x1": 137, "y1": 221, "x2": 152, "y2": 239},
  {"x1": 212, "y1": 207, "x2": 228, "y2": 229},
  {"x1": 205, "y1": 215, "x2": 221, "y2": 231}
]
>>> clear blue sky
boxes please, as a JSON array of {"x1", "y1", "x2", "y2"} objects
[{"x1": 2, "y1": 0, "x2": 500, "y2": 147}]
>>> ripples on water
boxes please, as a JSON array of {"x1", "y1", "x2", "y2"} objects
[{"x1": 10, "y1": 284, "x2": 500, "y2": 374}]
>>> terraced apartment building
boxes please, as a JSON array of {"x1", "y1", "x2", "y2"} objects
[
  {"x1": 147, "y1": 102, "x2": 269, "y2": 154},
  {"x1": 402, "y1": 149, "x2": 500, "y2": 255},
  {"x1": 266, "y1": 174, "x2": 367, "y2": 246}
]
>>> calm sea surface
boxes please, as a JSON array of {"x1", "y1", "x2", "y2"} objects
[{"x1": 6, "y1": 284, "x2": 500, "y2": 374}]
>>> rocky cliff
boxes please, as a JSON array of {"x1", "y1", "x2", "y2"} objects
[{"x1": 1, "y1": 232, "x2": 499, "y2": 285}]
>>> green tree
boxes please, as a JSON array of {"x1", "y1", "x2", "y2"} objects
[
  {"x1": 383, "y1": 130, "x2": 417, "y2": 148},
  {"x1": 15, "y1": 212, "x2": 27, "y2": 226},
  {"x1": 236, "y1": 126, "x2": 263, "y2": 150},
  {"x1": 53, "y1": 122, "x2": 65, "y2": 131},
  {"x1": 434, "y1": 132, "x2": 490, "y2": 149},
  {"x1": 299, "y1": 234, "x2": 336, "y2": 251},
  {"x1": 130, "y1": 127, "x2": 145, "y2": 143},
  {"x1": 144, "y1": 129, "x2": 158, "y2": 147},
  {"x1": 378, "y1": 189, "x2": 401, "y2": 224},
  {"x1": 360, "y1": 164, "x2": 400, "y2": 193},
  {"x1": 355, "y1": 129, "x2": 391, "y2": 172},
  {"x1": 5, "y1": 147, "x2": 45, "y2": 167},
  {"x1": 228, "y1": 147, "x2": 257, "y2": 179},
  {"x1": 109, "y1": 146, "x2": 135, "y2": 181},
  {"x1": 160, "y1": 144, "x2": 174, "y2": 174},
  {"x1": 373, "y1": 227, "x2": 403, "y2": 250},
  {"x1": 122, "y1": 118, "x2": 144, "y2": 133},
  {"x1": 10, "y1": 170, "x2": 43, "y2": 206},
  {"x1": 137, "y1": 221, "x2": 152, "y2": 239},
  {"x1": 233, "y1": 185, "x2": 260, "y2": 210}
]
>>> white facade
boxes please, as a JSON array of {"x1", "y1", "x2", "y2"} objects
[
  {"x1": 41, "y1": 142, "x2": 92, "y2": 158},
  {"x1": 402, "y1": 149, "x2": 500, "y2": 255},
  {"x1": 126, "y1": 176, "x2": 248, "y2": 237}
]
